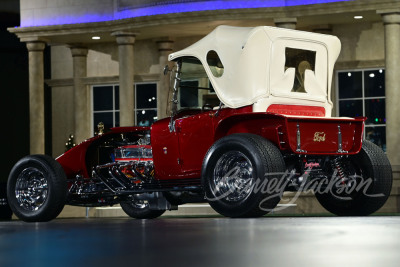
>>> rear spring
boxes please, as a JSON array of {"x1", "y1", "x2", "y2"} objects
[{"x1": 332, "y1": 157, "x2": 346, "y2": 182}]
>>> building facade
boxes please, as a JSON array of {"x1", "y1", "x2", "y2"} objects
[{"x1": 9, "y1": 0, "x2": 400, "y2": 214}]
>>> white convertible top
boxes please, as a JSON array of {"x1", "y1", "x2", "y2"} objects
[{"x1": 169, "y1": 25, "x2": 341, "y2": 111}]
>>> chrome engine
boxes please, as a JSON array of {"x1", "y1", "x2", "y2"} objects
[
  {"x1": 112, "y1": 143, "x2": 154, "y2": 181},
  {"x1": 68, "y1": 133, "x2": 157, "y2": 205}
]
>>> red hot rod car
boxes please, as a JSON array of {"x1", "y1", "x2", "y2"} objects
[{"x1": 8, "y1": 26, "x2": 392, "y2": 222}]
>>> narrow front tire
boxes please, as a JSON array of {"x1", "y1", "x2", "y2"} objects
[{"x1": 7, "y1": 155, "x2": 68, "y2": 222}]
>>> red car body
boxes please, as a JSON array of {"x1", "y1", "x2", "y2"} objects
[{"x1": 56, "y1": 106, "x2": 365, "y2": 182}]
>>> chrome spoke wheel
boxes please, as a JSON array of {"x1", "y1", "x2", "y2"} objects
[
  {"x1": 203, "y1": 134, "x2": 286, "y2": 217},
  {"x1": 212, "y1": 151, "x2": 254, "y2": 202},
  {"x1": 15, "y1": 167, "x2": 49, "y2": 211},
  {"x1": 8, "y1": 155, "x2": 67, "y2": 222}
]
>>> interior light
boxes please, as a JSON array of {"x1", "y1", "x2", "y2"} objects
[
  {"x1": 348, "y1": 72, "x2": 352, "y2": 77},
  {"x1": 142, "y1": 110, "x2": 146, "y2": 114},
  {"x1": 379, "y1": 69, "x2": 383, "y2": 73},
  {"x1": 369, "y1": 73, "x2": 375, "y2": 78},
  {"x1": 92, "y1": 36, "x2": 101, "y2": 40},
  {"x1": 354, "y1": 15, "x2": 363, "y2": 19}
]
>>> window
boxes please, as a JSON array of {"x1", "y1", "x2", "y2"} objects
[
  {"x1": 178, "y1": 57, "x2": 219, "y2": 111},
  {"x1": 206, "y1": 50, "x2": 224, "y2": 77},
  {"x1": 285, "y1": 48, "x2": 316, "y2": 93},
  {"x1": 336, "y1": 69, "x2": 386, "y2": 151},
  {"x1": 92, "y1": 85, "x2": 119, "y2": 133},
  {"x1": 180, "y1": 80, "x2": 199, "y2": 108},
  {"x1": 135, "y1": 83, "x2": 157, "y2": 127},
  {"x1": 92, "y1": 83, "x2": 158, "y2": 131}
]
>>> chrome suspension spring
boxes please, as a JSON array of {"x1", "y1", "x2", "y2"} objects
[{"x1": 332, "y1": 157, "x2": 346, "y2": 182}]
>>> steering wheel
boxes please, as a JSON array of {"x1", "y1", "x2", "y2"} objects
[{"x1": 202, "y1": 103, "x2": 213, "y2": 111}]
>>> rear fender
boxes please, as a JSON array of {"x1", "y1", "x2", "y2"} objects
[{"x1": 214, "y1": 113, "x2": 287, "y2": 150}]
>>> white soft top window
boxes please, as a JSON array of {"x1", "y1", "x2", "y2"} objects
[
  {"x1": 270, "y1": 39, "x2": 328, "y2": 102},
  {"x1": 169, "y1": 25, "x2": 341, "y2": 108}
]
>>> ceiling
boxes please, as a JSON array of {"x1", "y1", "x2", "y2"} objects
[
  {"x1": 30, "y1": 10, "x2": 383, "y2": 45},
  {"x1": 7, "y1": 0, "x2": 394, "y2": 45}
]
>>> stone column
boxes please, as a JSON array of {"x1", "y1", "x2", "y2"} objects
[
  {"x1": 112, "y1": 31, "x2": 136, "y2": 126},
  {"x1": 157, "y1": 40, "x2": 174, "y2": 120},
  {"x1": 378, "y1": 10, "x2": 400, "y2": 167},
  {"x1": 274, "y1": 18, "x2": 297, "y2": 29},
  {"x1": 26, "y1": 41, "x2": 46, "y2": 155},
  {"x1": 70, "y1": 46, "x2": 89, "y2": 143}
]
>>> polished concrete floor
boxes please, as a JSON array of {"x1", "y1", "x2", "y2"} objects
[{"x1": 0, "y1": 216, "x2": 399, "y2": 267}]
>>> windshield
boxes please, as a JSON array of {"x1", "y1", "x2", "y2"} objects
[{"x1": 168, "y1": 57, "x2": 220, "y2": 115}]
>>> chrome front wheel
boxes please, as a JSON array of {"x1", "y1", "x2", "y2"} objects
[
  {"x1": 7, "y1": 155, "x2": 67, "y2": 222},
  {"x1": 15, "y1": 167, "x2": 49, "y2": 211}
]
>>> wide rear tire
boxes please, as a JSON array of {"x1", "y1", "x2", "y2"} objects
[
  {"x1": 315, "y1": 140, "x2": 392, "y2": 216},
  {"x1": 7, "y1": 155, "x2": 68, "y2": 222},
  {"x1": 202, "y1": 133, "x2": 286, "y2": 217}
]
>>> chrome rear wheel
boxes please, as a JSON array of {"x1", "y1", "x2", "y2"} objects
[
  {"x1": 213, "y1": 151, "x2": 254, "y2": 202},
  {"x1": 202, "y1": 133, "x2": 286, "y2": 217}
]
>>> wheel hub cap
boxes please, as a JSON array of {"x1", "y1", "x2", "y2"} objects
[
  {"x1": 213, "y1": 151, "x2": 254, "y2": 202},
  {"x1": 15, "y1": 167, "x2": 49, "y2": 211}
]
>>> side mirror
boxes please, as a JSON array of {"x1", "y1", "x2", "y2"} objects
[{"x1": 163, "y1": 65, "x2": 171, "y2": 75}]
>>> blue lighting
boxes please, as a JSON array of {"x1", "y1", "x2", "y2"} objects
[{"x1": 21, "y1": 0, "x2": 351, "y2": 27}]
